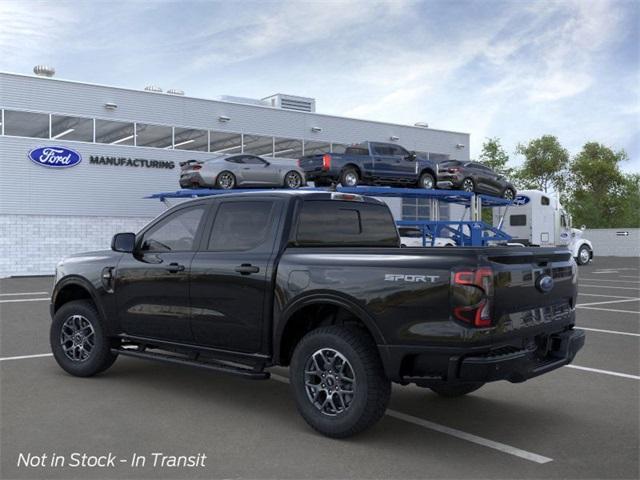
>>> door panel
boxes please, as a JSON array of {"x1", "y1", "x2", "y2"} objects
[
  {"x1": 190, "y1": 199, "x2": 283, "y2": 353},
  {"x1": 116, "y1": 252, "x2": 194, "y2": 341},
  {"x1": 114, "y1": 204, "x2": 207, "y2": 341}
]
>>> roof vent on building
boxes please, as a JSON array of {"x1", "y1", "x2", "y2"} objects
[
  {"x1": 414, "y1": 122, "x2": 429, "y2": 128},
  {"x1": 167, "y1": 89, "x2": 184, "y2": 96},
  {"x1": 144, "y1": 85, "x2": 163, "y2": 93},
  {"x1": 33, "y1": 65, "x2": 55, "y2": 77},
  {"x1": 262, "y1": 94, "x2": 316, "y2": 113}
]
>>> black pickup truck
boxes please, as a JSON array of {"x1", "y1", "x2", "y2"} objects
[
  {"x1": 50, "y1": 191, "x2": 584, "y2": 438},
  {"x1": 298, "y1": 141, "x2": 439, "y2": 189}
]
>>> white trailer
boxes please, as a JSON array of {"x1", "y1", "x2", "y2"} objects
[{"x1": 492, "y1": 190, "x2": 594, "y2": 265}]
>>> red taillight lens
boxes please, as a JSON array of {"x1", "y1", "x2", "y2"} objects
[
  {"x1": 297, "y1": 159, "x2": 301, "y2": 167},
  {"x1": 448, "y1": 167, "x2": 460, "y2": 173},
  {"x1": 192, "y1": 165, "x2": 202, "y2": 170},
  {"x1": 322, "y1": 154, "x2": 332, "y2": 171},
  {"x1": 452, "y1": 267, "x2": 493, "y2": 327}
]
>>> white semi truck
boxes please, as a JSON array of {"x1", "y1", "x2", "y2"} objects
[{"x1": 493, "y1": 190, "x2": 594, "y2": 265}]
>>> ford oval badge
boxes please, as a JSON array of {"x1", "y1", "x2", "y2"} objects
[
  {"x1": 28, "y1": 146, "x2": 82, "y2": 168},
  {"x1": 513, "y1": 195, "x2": 530, "y2": 206},
  {"x1": 536, "y1": 274, "x2": 554, "y2": 294}
]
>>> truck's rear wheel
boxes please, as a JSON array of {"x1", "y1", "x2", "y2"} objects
[
  {"x1": 340, "y1": 168, "x2": 359, "y2": 187},
  {"x1": 50, "y1": 300, "x2": 119, "y2": 377},
  {"x1": 290, "y1": 325, "x2": 390, "y2": 438},
  {"x1": 429, "y1": 382, "x2": 484, "y2": 397}
]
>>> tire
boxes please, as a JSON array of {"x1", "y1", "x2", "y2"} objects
[
  {"x1": 576, "y1": 245, "x2": 591, "y2": 265},
  {"x1": 290, "y1": 325, "x2": 391, "y2": 438},
  {"x1": 461, "y1": 178, "x2": 475, "y2": 192},
  {"x1": 284, "y1": 170, "x2": 303, "y2": 189},
  {"x1": 340, "y1": 168, "x2": 359, "y2": 187},
  {"x1": 503, "y1": 188, "x2": 516, "y2": 201},
  {"x1": 50, "y1": 300, "x2": 118, "y2": 377},
  {"x1": 216, "y1": 171, "x2": 236, "y2": 189},
  {"x1": 418, "y1": 172, "x2": 435, "y2": 190},
  {"x1": 429, "y1": 382, "x2": 484, "y2": 397}
]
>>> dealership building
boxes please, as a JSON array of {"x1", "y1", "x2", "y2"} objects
[{"x1": 0, "y1": 69, "x2": 470, "y2": 277}]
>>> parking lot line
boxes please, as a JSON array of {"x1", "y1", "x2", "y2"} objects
[
  {"x1": 567, "y1": 365, "x2": 640, "y2": 380},
  {"x1": 0, "y1": 297, "x2": 50, "y2": 304},
  {"x1": 577, "y1": 327, "x2": 640, "y2": 337},
  {"x1": 0, "y1": 353, "x2": 53, "y2": 362},
  {"x1": 578, "y1": 293, "x2": 637, "y2": 299},
  {"x1": 577, "y1": 306, "x2": 640, "y2": 314},
  {"x1": 577, "y1": 298, "x2": 640, "y2": 307},
  {"x1": 581, "y1": 278, "x2": 640, "y2": 284},
  {"x1": 385, "y1": 410, "x2": 553, "y2": 464},
  {"x1": 0, "y1": 291, "x2": 49, "y2": 296},
  {"x1": 268, "y1": 373, "x2": 553, "y2": 464},
  {"x1": 579, "y1": 284, "x2": 640, "y2": 291}
]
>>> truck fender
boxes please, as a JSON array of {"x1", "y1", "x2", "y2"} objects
[
  {"x1": 274, "y1": 291, "x2": 386, "y2": 361},
  {"x1": 571, "y1": 239, "x2": 593, "y2": 258},
  {"x1": 51, "y1": 275, "x2": 112, "y2": 333}
]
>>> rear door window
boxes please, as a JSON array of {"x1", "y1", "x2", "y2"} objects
[{"x1": 295, "y1": 200, "x2": 399, "y2": 247}]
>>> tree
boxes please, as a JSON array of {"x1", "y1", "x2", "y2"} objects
[
  {"x1": 479, "y1": 137, "x2": 512, "y2": 176},
  {"x1": 515, "y1": 135, "x2": 569, "y2": 193},
  {"x1": 565, "y1": 142, "x2": 638, "y2": 228}
]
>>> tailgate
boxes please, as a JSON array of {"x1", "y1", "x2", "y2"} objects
[
  {"x1": 297, "y1": 154, "x2": 325, "y2": 172},
  {"x1": 488, "y1": 249, "x2": 576, "y2": 335}
]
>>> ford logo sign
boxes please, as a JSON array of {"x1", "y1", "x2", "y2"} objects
[
  {"x1": 536, "y1": 274, "x2": 554, "y2": 294},
  {"x1": 513, "y1": 195, "x2": 530, "y2": 206},
  {"x1": 28, "y1": 146, "x2": 82, "y2": 168}
]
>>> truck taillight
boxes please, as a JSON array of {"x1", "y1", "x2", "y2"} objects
[
  {"x1": 322, "y1": 154, "x2": 332, "y2": 171},
  {"x1": 452, "y1": 267, "x2": 494, "y2": 327},
  {"x1": 297, "y1": 159, "x2": 301, "y2": 167},
  {"x1": 448, "y1": 167, "x2": 460, "y2": 173}
]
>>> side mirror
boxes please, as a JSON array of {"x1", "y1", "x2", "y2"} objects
[
  {"x1": 581, "y1": 225, "x2": 586, "y2": 231},
  {"x1": 407, "y1": 151, "x2": 417, "y2": 161},
  {"x1": 111, "y1": 232, "x2": 136, "y2": 253}
]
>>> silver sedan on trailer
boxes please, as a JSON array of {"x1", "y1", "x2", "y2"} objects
[{"x1": 179, "y1": 154, "x2": 306, "y2": 190}]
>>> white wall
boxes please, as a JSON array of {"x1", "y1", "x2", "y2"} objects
[
  {"x1": 0, "y1": 215, "x2": 153, "y2": 277},
  {"x1": 583, "y1": 228, "x2": 640, "y2": 257}
]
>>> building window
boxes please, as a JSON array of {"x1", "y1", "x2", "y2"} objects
[
  {"x1": 331, "y1": 143, "x2": 348, "y2": 154},
  {"x1": 95, "y1": 119, "x2": 135, "y2": 145},
  {"x1": 173, "y1": 127, "x2": 208, "y2": 151},
  {"x1": 243, "y1": 134, "x2": 274, "y2": 156},
  {"x1": 135, "y1": 123, "x2": 173, "y2": 148},
  {"x1": 3, "y1": 110, "x2": 49, "y2": 138},
  {"x1": 303, "y1": 140, "x2": 331, "y2": 156},
  {"x1": 402, "y1": 198, "x2": 430, "y2": 221},
  {"x1": 51, "y1": 114, "x2": 93, "y2": 142},
  {"x1": 273, "y1": 137, "x2": 303, "y2": 159},
  {"x1": 210, "y1": 131, "x2": 243, "y2": 154},
  {"x1": 429, "y1": 153, "x2": 450, "y2": 163}
]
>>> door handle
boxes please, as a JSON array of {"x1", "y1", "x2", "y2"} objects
[
  {"x1": 235, "y1": 264, "x2": 260, "y2": 275},
  {"x1": 166, "y1": 262, "x2": 185, "y2": 273}
]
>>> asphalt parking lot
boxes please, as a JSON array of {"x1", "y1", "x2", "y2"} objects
[{"x1": 1, "y1": 256, "x2": 638, "y2": 479}]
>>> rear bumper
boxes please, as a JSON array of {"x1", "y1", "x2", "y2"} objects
[
  {"x1": 179, "y1": 172, "x2": 208, "y2": 188},
  {"x1": 379, "y1": 327, "x2": 585, "y2": 385}
]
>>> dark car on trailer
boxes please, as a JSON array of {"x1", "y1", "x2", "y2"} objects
[
  {"x1": 50, "y1": 190, "x2": 584, "y2": 438},
  {"x1": 437, "y1": 160, "x2": 517, "y2": 200}
]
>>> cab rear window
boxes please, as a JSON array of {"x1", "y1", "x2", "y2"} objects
[{"x1": 295, "y1": 200, "x2": 399, "y2": 247}]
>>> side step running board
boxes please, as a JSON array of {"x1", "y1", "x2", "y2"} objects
[{"x1": 111, "y1": 348, "x2": 270, "y2": 380}]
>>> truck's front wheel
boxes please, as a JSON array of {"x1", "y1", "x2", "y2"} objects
[
  {"x1": 50, "y1": 300, "x2": 119, "y2": 377},
  {"x1": 290, "y1": 326, "x2": 391, "y2": 438}
]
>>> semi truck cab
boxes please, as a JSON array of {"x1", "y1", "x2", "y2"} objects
[{"x1": 493, "y1": 189, "x2": 594, "y2": 265}]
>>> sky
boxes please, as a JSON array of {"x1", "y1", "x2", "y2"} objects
[{"x1": 1, "y1": 0, "x2": 638, "y2": 172}]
